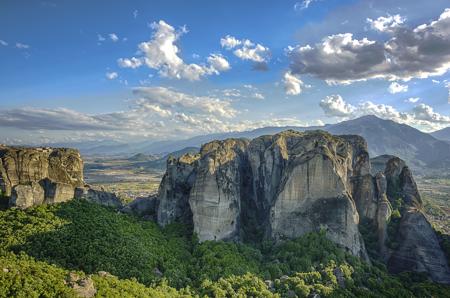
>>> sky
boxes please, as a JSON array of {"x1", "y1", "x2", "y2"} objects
[{"x1": 1, "y1": 0, "x2": 450, "y2": 145}]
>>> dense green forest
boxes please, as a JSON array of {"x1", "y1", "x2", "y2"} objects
[{"x1": 0, "y1": 199, "x2": 448, "y2": 297}]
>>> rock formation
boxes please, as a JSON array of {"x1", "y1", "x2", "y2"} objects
[
  {"x1": 370, "y1": 155, "x2": 450, "y2": 284},
  {"x1": 156, "y1": 130, "x2": 450, "y2": 283},
  {"x1": 0, "y1": 146, "x2": 84, "y2": 208}
]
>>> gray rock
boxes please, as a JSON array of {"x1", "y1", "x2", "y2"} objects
[
  {"x1": 0, "y1": 146, "x2": 83, "y2": 208},
  {"x1": 157, "y1": 154, "x2": 199, "y2": 226},
  {"x1": 121, "y1": 196, "x2": 157, "y2": 217},
  {"x1": 75, "y1": 186, "x2": 122, "y2": 208},
  {"x1": 190, "y1": 139, "x2": 248, "y2": 241},
  {"x1": 10, "y1": 182, "x2": 45, "y2": 209}
]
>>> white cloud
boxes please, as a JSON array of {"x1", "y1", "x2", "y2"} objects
[
  {"x1": 220, "y1": 35, "x2": 242, "y2": 49},
  {"x1": 319, "y1": 94, "x2": 450, "y2": 131},
  {"x1": 320, "y1": 94, "x2": 355, "y2": 117},
  {"x1": 283, "y1": 71, "x2": 305, "y2": 95},
  {"x1": 234, "y1": 43, "x2": 270, "y2": 63},
  {"x1": 207, "y1": 54, "x2": 231, "y2": 72},
  {"x1": 117, "y1": 57, "x2": 143, "y2": 69},
  {"x1": 119, "y1": 20, "x2": 230, "y2": 80},
  {"x1": 406, "y1": 97, "x2": 420, "y2": 103},
  {"x1": 15, "y1": 42, "x2": 29, "y2": 49},
  {"x1": 432, "y1": 79, "x2": 440, "y2": 84},
  {"x1": 388, "y1": 82, "x2": 408, "y2": 94},
  {"x1": 220, "y1": 35, "x2": 270, "y2": 65},
  {"x1": 133, "y1": 9, "x2": 138, "y2": 19},
  {"x1": 133, "y1": 87, "x2": 237, "y2": 118},
  {"x1": 287, "y1": 8, "x2": 450, "y2": 84},
  {"x1": 0, "y1": 39, "x2": 7, "y2": 46},
  {"x1": 109, "y1": 33, "x2": 119, "y2": 42},
  {"x1": 367, "y1": 14, "x2": 405, "y2": 32},
  {"x1": 294, "y1": 0, "x2": 317, "y2": 11},
  {"x1": 105, "y1": 72, "x2": 118, "y2": 80},
  {"x1": 252, "y1": 92, "x2": 264, "y2": 100}
]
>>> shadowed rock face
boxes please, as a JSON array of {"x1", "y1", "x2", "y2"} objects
[
  {"x1": 0, "y1": 146, "x2": 84, "y2": 208},
  {"x1": 370, "y1": 155, "x2": 450, "y2": 284},
  {"x1": 157, "y1": 154, "x2": 199, "y2": 227}
]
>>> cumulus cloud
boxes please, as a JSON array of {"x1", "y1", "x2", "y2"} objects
[
  {"x1": 109, "y1": 33, "x2": 119, "y2": 42},
  {"x1": 388, "y1": 82, "x2": 408, "y2": 94},
  {"x1": 220, "y1": 35, "x2": 242, "y2": 49},
  {"x1": 0, "y1": 39, "x2": 7, "y2": 46},
  {"x1": 105, "y1": 72, "x2": 118, "y2": 80},
  {"x1": 118, "y1": 20, "x2": 230, "y2": 80},
  {"x1": 283, "y1": 71, "x2": 306, "y2": 95},
  {"x1": 367, "y1": 14, "x2": 405, "y2": 32},
  {"x1": 319, "y1": 95, "x2": 355, "y2": 117},
  {"x1": 319, "y1": 94, "x2": 450, "y2": 131},
  {"x1": 207, "y1": 54, "x2": 231, "y2": 72},
  {"x1": 220, "y1": 35, "x2": 270, "y2": 69},
  {"x1": 287, "y1": 8, "x2": 450, "y2": 84},
  {"x1": 117, "y1": 57, "x2": 143, "y2": 69}
]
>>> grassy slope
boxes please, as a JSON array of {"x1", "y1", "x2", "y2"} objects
[{"x1": 0, "y1": 200, "x2": 448, "y2": 297}]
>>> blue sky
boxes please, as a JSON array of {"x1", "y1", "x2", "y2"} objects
[{"x1": 1, "y1": 0, "x2": 450, "y2": 144}]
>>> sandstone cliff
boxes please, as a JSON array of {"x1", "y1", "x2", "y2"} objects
[
  {"x1": 0, "y1": 146, "x2": 84, "y2": 208},
  {"x1": 156, "y1": 130, "x2": 450, "y2": 283}
]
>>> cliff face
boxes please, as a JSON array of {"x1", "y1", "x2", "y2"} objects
[
  {"x1": 0, "y1": 146, "x2": 84, "y2": 208},
  {"x1": 158, "y1": 131, "x2": 369, "y2": 257},
  {"x1": 157, "y1": 130, "x2": 450, "y2": 283},
  {"x1": 371, "y1": 155, "x2": 450, "y2": 284}
]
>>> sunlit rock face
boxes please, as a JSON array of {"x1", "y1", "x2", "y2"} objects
[
  {"x1": 158, "y1": 131, "x2": 368, "y2": 257},
  {"x1": 189, "y1": 139, "x2": 249, "y2": 241},
  {"x1": 0, "y1": 145, "x2": 84, "y2": 208}
]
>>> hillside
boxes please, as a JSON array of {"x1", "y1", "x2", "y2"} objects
[
  {"x1": 0, "y1": 199, "x2": 448, "y2": 297},
  {"x1": 432, "y1": 127, "x2": 450, "y2": 142}
]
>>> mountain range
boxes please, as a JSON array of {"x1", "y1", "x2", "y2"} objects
[{"x1": 45, "y1": 115, "x2": 450, "y2": 175}]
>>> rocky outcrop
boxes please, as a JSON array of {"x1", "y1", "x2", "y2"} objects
[
  {"x1": 74, "y1": 185, "x2": 123, "y2": 208},
  {"x1": 0, "y1": 146, "x2": 84, "y2": 208},
  {"x1": 121, "y1": 195, "x2": 158, "y2": 218},
  {"x1": 370, "y1": 155, "x2": 450, "y2": 284},
  {"x1": 189, "y1": 139, "x2": 249, "y2": 241},
  {"x1": 249, "y1": 132, "x2": 366, "y2": 257},
  {"x1": 157, "y1": 154, "x2": 199, "y2": 226},
  {"x1": 157, "y1": 130, "x2": 450, "y2": 283},
  {"x1": 158, "y1": 131, "x2": 369, "y2": 257}
]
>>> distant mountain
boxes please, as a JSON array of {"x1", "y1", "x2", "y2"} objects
[
  {"x1": 52, "y1": 115, "x2": 450, "y2": 175},
  {"x1": 127, "y1": 153, "x2": 160, "y2": 162},
  {"x1": 326, "y1": 115, "x2": 450, "y2": 172},
  {"x1": 431, "y1": 127, "x2": 450, "y2": 142}
]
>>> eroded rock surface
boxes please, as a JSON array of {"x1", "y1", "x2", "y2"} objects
[
  {"x1": 0, "y1": 146, "x2": 84, "y2": 208},
  {"x1": 370, "y1": 155, "x2": 450, "y2": 284},
  {"x1": 157, "y1": 130, "x2": 450, "y2": 283}
]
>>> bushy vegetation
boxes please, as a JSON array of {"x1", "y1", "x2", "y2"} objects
[{"x1": 0, "y1": 199, "x2": 449, "y2": 297}]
